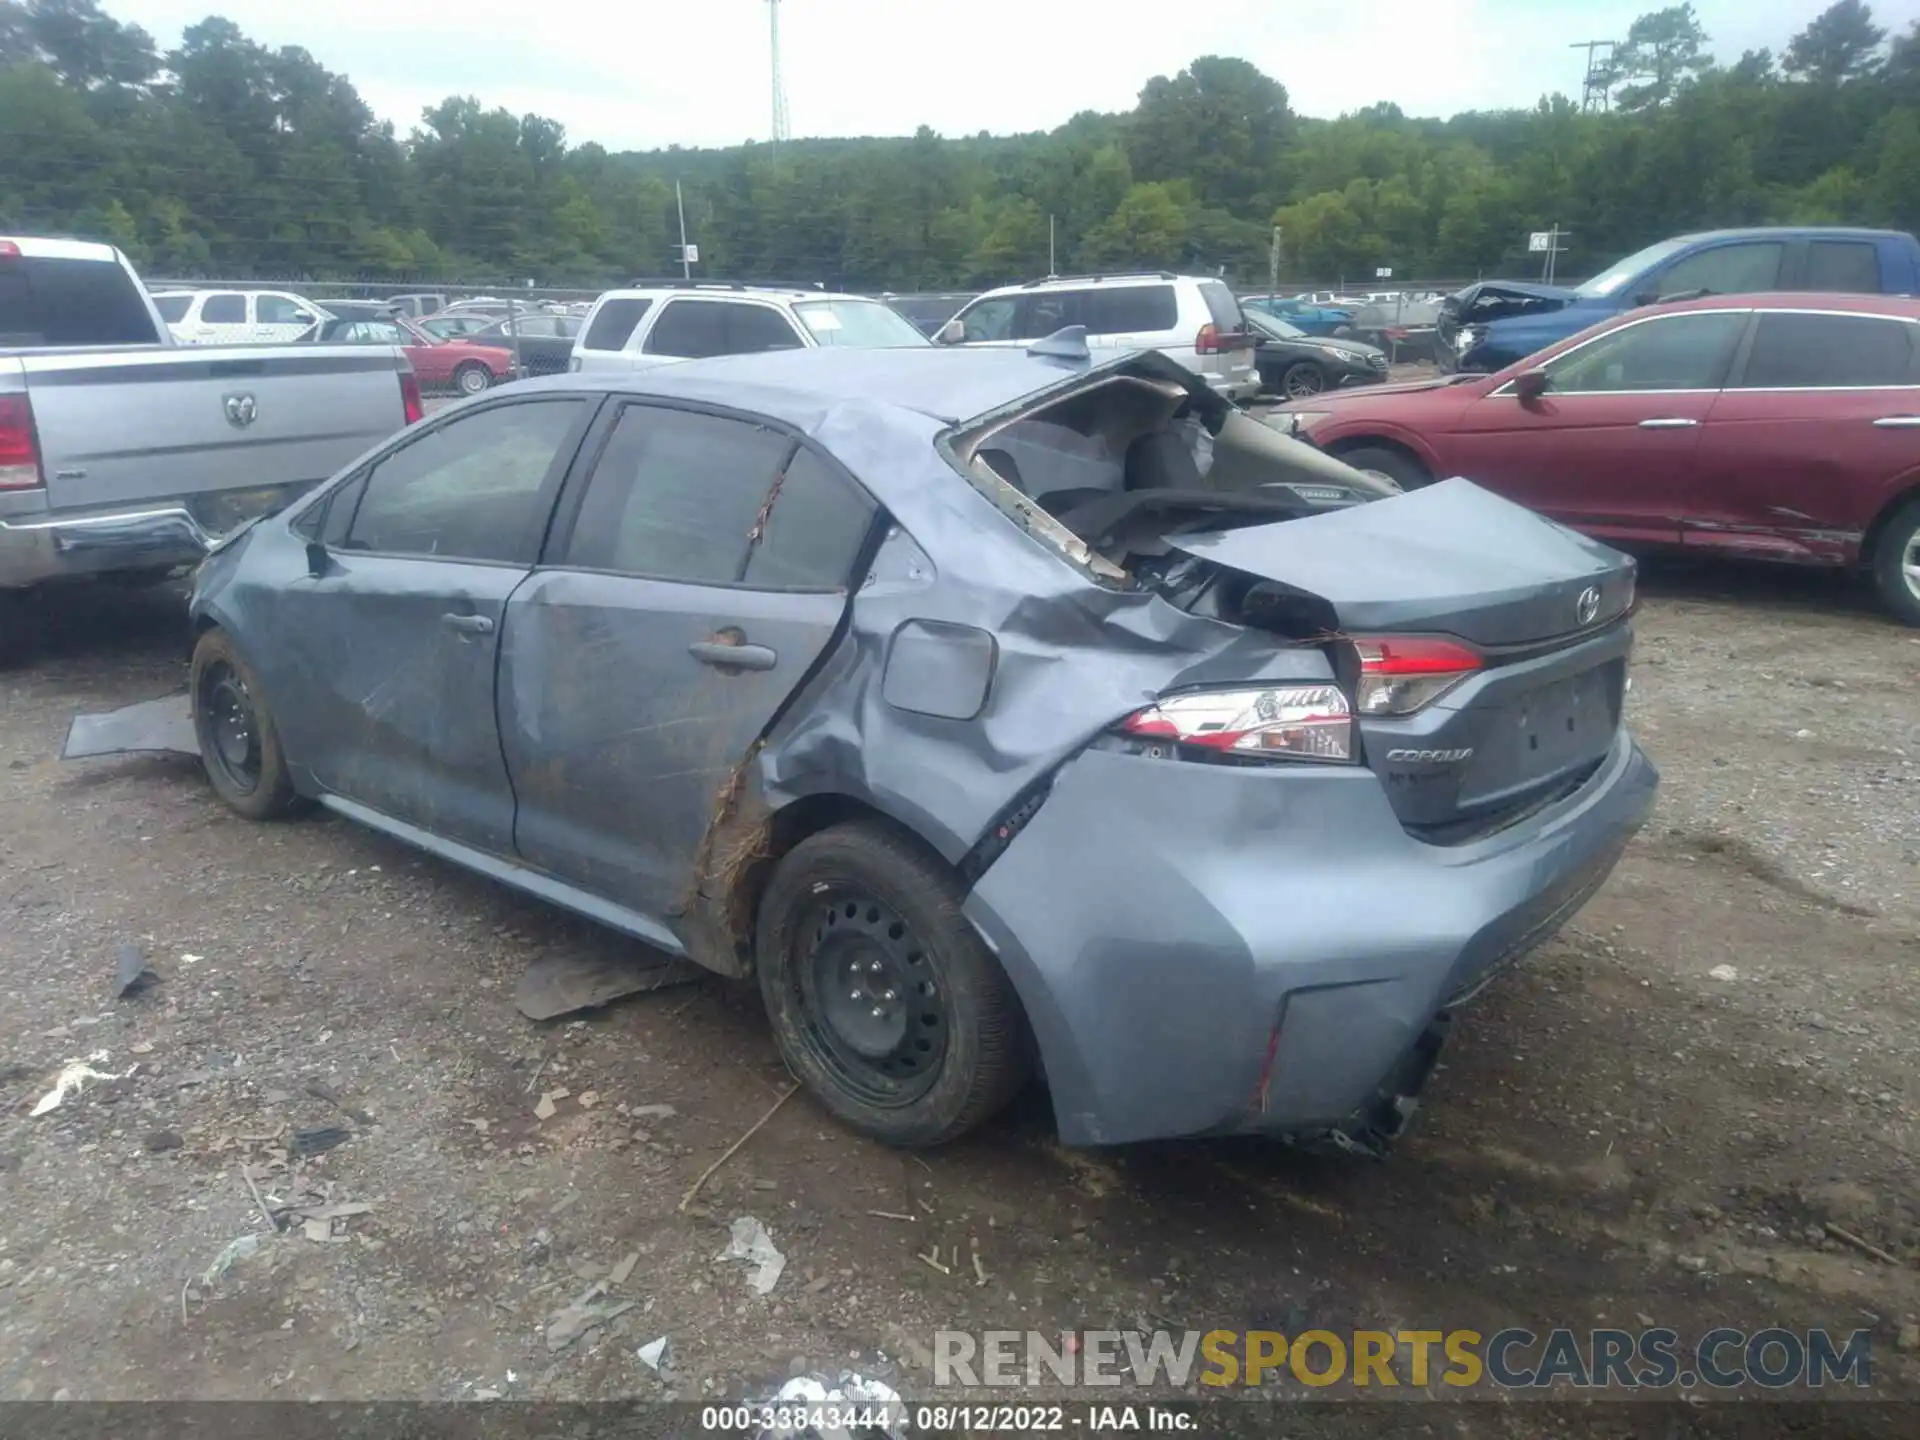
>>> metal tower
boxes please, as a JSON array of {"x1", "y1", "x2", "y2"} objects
[
  {"x1": 1571, "y1": 39, "x2": 1616, "y2": 112},
  {"x1": 768, "y1": 0, "x2": 790, "y2": 145}
]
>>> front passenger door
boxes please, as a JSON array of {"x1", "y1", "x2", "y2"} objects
[
  {"x1": 271, "y1": 397, "x2": 592, "y2": 853},
  {"x1": 1446, "y1": 310, "x2": 1750, "y2": 545},
  {"x1": 500, "y1": 404, "x2": 876, "y2": 920}
]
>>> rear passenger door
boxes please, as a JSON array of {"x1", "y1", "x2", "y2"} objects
[
  {"x1": 642, "y1": 299, "x2": 807, "y2": 363},
  {"x1": 1691, "y1": 309, "x2": 1920, "y2": 558},
  {"x1": 499, "y1": 402, "x2": 877, "y2": 920},
  {"x1": 189, "y1": 291, "x2": 247, "y2": 345}
]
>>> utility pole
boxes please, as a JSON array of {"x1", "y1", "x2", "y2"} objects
[
  {"x1": 1571, "y1": 39, "x2": 1616, "y2": 112},
  {"x1": 1048, "y1": 214, "x2": 1056, "y2": 278},
  {"x1": 1269, "y1": 225, "x2": 1283, "y2": 303},
  {"x1": 676, "y1": 180, "x2": 692, "y2": 279},
  {"x1": 768, "y1": 0, "x2": 790, "y2": 147}
]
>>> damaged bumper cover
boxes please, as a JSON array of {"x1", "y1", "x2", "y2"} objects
[{"x1": 962, "y1": 727, "x2": 1656, "y2": 1147}]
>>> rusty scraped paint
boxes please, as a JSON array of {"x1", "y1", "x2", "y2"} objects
[{"x1": 679, "y1": 740, "x2": 774, "y2": 971}]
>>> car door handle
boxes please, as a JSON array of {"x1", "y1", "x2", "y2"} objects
[
  {"x1": 441, "y1": 613, "x2": 495, "y2": 635},
  {"x1": 1873, "y1": 415, "x2": 1920, "y2": 428},
  {"x1": 1637, "y1": 417, "x2": 1698, "y2": 429},
  {"x1": 689, "y1": 640, "x2": 777, "y2": 671}
]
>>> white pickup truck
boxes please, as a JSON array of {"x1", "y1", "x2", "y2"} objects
[{"x1": 1, "y1": 236, "x2": 422, "y2": 657}]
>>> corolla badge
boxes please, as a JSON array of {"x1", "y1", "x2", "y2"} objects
[
  {"x1": 1575, "y1": 585, "x2": 1602, "y2": 627},
  {"x1": 223, "y1": 393, "x2": 259, "y2": 429}
]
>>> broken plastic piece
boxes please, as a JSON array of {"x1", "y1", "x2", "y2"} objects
[
  {"x1": 514, "y1": 950, "x2": 703, "y2": 1021},
  {"x1": 717, "y1": 1215, "x2": 786, "y2": 1295},
  {"x1": 30, "y1": 1052, "x2": 124, "y2": 1116},
  {"x1": 61, "y1": 694, "x2": 198, "y2": 760}
]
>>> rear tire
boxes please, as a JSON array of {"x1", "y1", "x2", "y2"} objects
[
  {"x1": 1871, "y1": 498, "x2": 1920, "y2": 627},
  {"x1": 191, "y1": 627, "x2": 307, "y2": 821},
  {"x1": 454, "y1": 362, "x2": 492, "y2": 396},
  {"x1": 1335, "y1": 443, "x2": 1432, "y2": 491},
  {"x1": 754, "y1": 822, "x2": 1031, "y2": 1148}
]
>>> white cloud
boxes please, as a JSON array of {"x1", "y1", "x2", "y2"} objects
[{"x1": 112, "y1": 0, "x2": 1920, "y2": 149}]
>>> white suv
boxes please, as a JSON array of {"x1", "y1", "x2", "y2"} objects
[
  {"x1": 570, "y1": 284, "x2": 929, "y2": 373},
  {"x1": 149, "y1": 288, "x2": 327, "y2": 345},
  {"x1": 933, "y1": 273, "x2": 1260, "y2": 400}
]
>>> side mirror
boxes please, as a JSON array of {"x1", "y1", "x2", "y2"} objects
[
  {"x1": 305, "y1": 540, "x2": 330, "y2": 578},
  {"x1": 938, "y1": 319, "x2": 964, "y2": 345},
  {"x1": 1512, "y1": 367, "x2": 1551, "y2": 403}
]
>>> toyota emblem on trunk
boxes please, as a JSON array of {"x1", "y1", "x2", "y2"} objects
[
  {"x1": 1576, "y1": 585, "x2": 1602, "y2": 626},
  {"x1": 223, "y1": 393, "x2": 258, "y2": 429}
]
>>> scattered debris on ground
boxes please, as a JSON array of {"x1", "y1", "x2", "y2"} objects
[{"x1": 717, "y1": 1216, "x2": 786, "y2": 1296}]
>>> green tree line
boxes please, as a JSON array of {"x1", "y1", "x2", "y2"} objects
[{"x1": 2, "y1": 0, "x2": 1917, "y2": 289}]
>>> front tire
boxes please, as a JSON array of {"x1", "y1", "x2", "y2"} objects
[
  {"x1": 1281, "y1": 361, "x2": 1328, "y2": 399},
  {"x1": 1871, "y1": 498, "x2": 1920, "y2": 626},
  {"x1": 1335, "y1": 443, "x2": 1432, "y2": 492},
  {"x1": 755, "y1": 822, "x2": 1031, "y2": 1147},
  {"x1": 191, "y1": 628, "x2": 306, "y2": 821},
  {"x1": 454, "y1": 362, "x2": 492, "y2": 396}
]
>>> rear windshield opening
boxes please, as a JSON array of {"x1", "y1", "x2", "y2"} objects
[
  {"x1": 0, "y1": 257, "x2": 161, "y2": 347},
  {"x1": 953, "y1": 364, "x2": 1390, "y2": 602}
]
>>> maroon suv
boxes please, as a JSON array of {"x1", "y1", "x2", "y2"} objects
[{"x1": 1272, "y1": 293, "x2": 1920, "y2": 625}]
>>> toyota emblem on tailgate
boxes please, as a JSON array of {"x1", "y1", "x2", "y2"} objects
[
  {"x1": 223, "y1": 393, "x2": 258, "y2": 429},
  {"x1": 1575, "y1": 585, "x2": 1601, "y2": 627}
]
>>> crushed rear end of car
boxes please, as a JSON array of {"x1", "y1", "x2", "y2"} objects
[{"x1": 914, "y1": 354, "x2": 1658, "y2": 1150}]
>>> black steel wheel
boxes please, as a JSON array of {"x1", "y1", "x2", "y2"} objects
[
  {"x1": 190, "y1": 628, "x2": 306, "y2": 821},
  {"x1": 756, "y1": 822, "x2": 1030, "y2": 1147},
  {"x1": 796, "y1": 888, "x2": 950, "y2": 1105}
]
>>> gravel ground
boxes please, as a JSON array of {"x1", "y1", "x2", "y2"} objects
[{"x1": 1, "y1": 554, "x2": 1918, "y2": 1430}]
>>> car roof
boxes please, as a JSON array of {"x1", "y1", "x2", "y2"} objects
[
  {"x1": 1631, "y1": 291, "x2": 1920, "y2": 320},
  {"x1": 505, "y1": 344, "x2": 1145, "y2": 426},
  {"x1": 598, "y1": 286, "x2": 872, "y2": 305},
  {"x1": 1670, "y1": 226, "x2": 1911, "y2": 243},
  {"x1": 973, "y1": 273, "x2": 1208, "y2": 299}
]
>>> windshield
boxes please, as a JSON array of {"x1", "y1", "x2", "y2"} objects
[
  {"x1": 1575, "y1": 237, "x2": 1694, "y2": 298},
  {"x1": 793, "y1": 299, "x2": 929, "y2": 348}
]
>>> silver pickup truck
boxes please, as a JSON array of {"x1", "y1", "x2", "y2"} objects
[{"x1": 1, "y1": 236, "x2": 421, "y2": 622}]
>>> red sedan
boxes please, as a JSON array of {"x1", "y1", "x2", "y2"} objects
[
  {"x1": 315, "y1": 314, "x2": 515, "y2": 397},
  {"x1": 1273, "y1": 292, "x2": 1920, "y2": 625}
]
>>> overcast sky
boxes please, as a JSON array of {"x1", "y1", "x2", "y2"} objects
[{"x1": 111, "y1": 0, "x2": 1920, "y2": 151}]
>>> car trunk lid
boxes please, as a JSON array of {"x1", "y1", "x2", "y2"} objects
[{"x1": 1167, "y1": 479, "x2": 1635, "y2": 840}]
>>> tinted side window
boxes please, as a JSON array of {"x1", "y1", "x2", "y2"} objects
[
  {"x1": 1736, "y1": 313, "x2": 1917, "y2": 389},
  {"x1": 644, "y1": 300, "x2": 731, "y2": 358},
  {"x1": 153, "y1": 294, "x2": 192, "y2": 323},
  {"x1": 1082, "y1": 285, "x2": 1179, "y2": 334},
  {"x1": 201, "y1": 293, "x2": 246, "y2": 323},
  {"x1": 1198, "y1": 280, "x2": 1245, "y2": 331},
  {"x1": 1803, "y1": 242, "x2": 1882, "y2": 294},
  {"x1": 563, "y1": 407, "x2": 793, "y2": 583},
  {"x1": 1651, "y1": 243, "x2": 1783, "y2": 299},
  {"x1": 732, "y1": 304, "x2": 805, "y2": 352},
  {"x1": 1544, "y1": 312, "x2": 1748, "y2": 392},
  {"x1": 1018, "y1": 290, "x2": 1083, "y2": 340},
  {"x1": 346, "y1": 399, "x2": 583, "y2": 562},
  {"x1": 581, "y1": 297, "x2": 653, "y2": 351},
  {"x1": 744, "y1": 448, "x2": 878, "y2": 590}
]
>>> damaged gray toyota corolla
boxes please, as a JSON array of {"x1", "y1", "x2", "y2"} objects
[{"x1": 188, "y1": 337, "x2": 1658, "y2": 1153}]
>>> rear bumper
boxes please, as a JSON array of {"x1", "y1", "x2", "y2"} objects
[
  {"x1": 963, "y1": 728, "x2": 1658, "y2": 1147},
  {"x1": 0, "y1": 485, "x2": 305, "y2": 589}
]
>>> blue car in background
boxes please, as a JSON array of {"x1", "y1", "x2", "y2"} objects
[
  {"x1": 1436, "y1": 226, "x2": 1920, "y2": 373},
  {"x1": 1243, "y1": 294, "x2": 1355, "y2": 338}
]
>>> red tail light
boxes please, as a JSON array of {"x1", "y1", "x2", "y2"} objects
[
  {"x1": 0, "y1": 240, "x2": 21, "y2": 260},
  {"x1": 1120, "y1": 684, "x2": 1355, "y2": 763},
  {"x1": 1196, "y1": 323, "x2": 1224, "y2": 355},
  {"x1": 0, "y1": 393, "x2": 44, "y2": 490},
  {"x1": 399, "y1": 370, "x2": 423, "y2": 425},
  {"x1": 1353, "y1": 636, "x2": 1483, "y2": 716}
]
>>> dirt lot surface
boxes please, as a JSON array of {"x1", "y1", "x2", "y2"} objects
[{"x1": 2, "y1": 558, "x2": 1918, "y2": 1432}]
